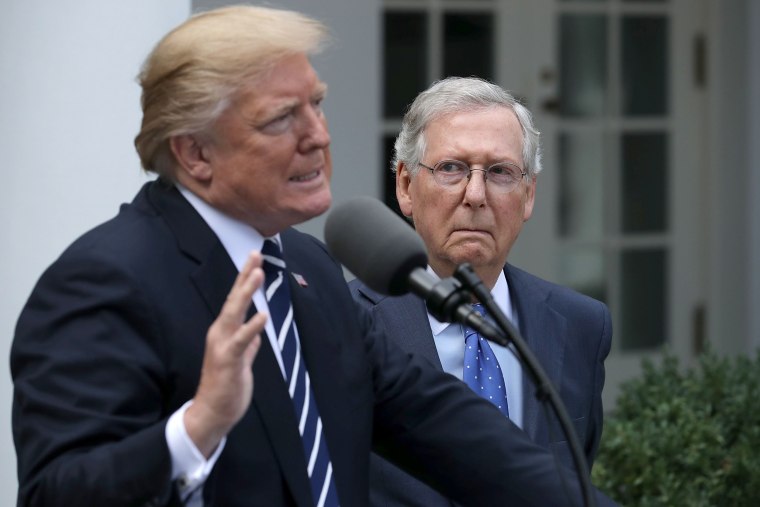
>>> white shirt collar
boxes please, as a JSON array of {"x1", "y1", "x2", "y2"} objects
[
  {"x1": 427, "y1": 267, "x2": 513, "y2": 333},
  {"x1": 177, "y1": 184, "x2": 280, "y2": 270}
]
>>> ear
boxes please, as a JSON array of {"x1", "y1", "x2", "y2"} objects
[
  {"x1": 523, "y1": 175, "x2": 537, "y2": 222},
  {"x1": 395, "y1": 162, "x2": 414, "y2": 217},
  {"x1": 169, "y1": 134, "x2": 213, "y2": 183}
]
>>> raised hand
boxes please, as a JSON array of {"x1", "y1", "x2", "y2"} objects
[{"x1": 185, "y1": 251, "x2": 268, "y2": 457}]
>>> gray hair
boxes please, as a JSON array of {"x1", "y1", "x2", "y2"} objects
[{"x1": 393, "y1": 76, "x2": 543, "y2": 178}]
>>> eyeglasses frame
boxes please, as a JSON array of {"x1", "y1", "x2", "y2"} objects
[{"x1": 418, "y1": 159, "x2": 528, "y2": 192}]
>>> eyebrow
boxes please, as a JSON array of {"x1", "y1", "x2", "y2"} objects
[
  {"x1": 438, "y1": 158, "x2": 522, "y2": 168},
  {"x1": 258, "y1": 82, "x2": 328, "y2": 122},
  {"x1": 263, "y1": 100, "x2": 299, "y2": 120},
  {"x1": 314, "y1": 81, "x2": 328, "y2": 98}
]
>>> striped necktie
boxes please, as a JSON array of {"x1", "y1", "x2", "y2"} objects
[
  {"x1": 462, "y1": 304, "x2": 510, "y2": 417},
  {"x1": 261, "y1": 239, "x2": 340, "y2": 507}
]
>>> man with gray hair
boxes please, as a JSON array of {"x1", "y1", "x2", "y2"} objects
[{"x1": 351, "y1": 77, "x2": 612, "y2": 507}]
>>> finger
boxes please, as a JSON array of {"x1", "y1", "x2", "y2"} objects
[
  {"x1": 235, "y1": 251, "x2": 263, "y2": 296},
  {"x1": 244, "y1": 332, "x2": 262, "y2": 365},
  {"x1": 241, "y1": 249, "x2": 263, "y2": 272},
  {"x1": 219, "y1": 254, "x2": 264, "y2": 324},
  {"x1": 230, "y1": 311, "x2": 268, "y2": 356}
]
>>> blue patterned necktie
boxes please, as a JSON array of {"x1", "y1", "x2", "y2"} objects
[
  {"x1": 261, "y1": 239, "x2": 340, "y2": 507},
  {"x1": 462, "y1": 304, "x2": 510, "y2": 417}
]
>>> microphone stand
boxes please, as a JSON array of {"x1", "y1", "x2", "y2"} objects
[
  {"x1": 409, "y1": 271, "x2": 511, "y2": 347},
  {"x1": 453, "y1": 263, "x2": 596, "y2": 507}
]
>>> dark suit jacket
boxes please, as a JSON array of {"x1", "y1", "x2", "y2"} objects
[
  {"x1": 350, "y1": 265, "x2": 612, "y2": 507},
  {"x1": 12, "y1": 180, "x2": 615, "y2": 507}
]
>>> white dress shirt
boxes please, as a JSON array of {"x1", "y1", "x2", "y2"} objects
[{"x1": 427, "y1": 267, "x2": 524, "y2": 428}]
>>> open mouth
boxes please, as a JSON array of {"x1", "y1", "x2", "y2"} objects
[{"x1": 290, "y1": 170, "x2": 320, "y2": 182}]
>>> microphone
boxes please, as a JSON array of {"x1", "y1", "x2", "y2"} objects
[
  {"x1": 324, "y1": 196, "x2": 507, "y2": 346},
  {"x1": 324, "y1": 195, "x2": 426, "y2": 296}
]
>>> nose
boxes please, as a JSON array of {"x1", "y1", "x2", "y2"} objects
[
  {"x1": 299, "y1": 107, "x2": 331, "y2": 152},
  {"x1": 463, "y1": 168, "x2": 487, "y2": 207}
]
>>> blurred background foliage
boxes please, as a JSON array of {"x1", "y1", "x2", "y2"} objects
[{"x1": 592, "y1": 348, "x2": 760, "y2": 506}]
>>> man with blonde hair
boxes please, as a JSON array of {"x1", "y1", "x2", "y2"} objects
[{"x1": 12, "y1": 6, "x2": 616, "y2": 507}]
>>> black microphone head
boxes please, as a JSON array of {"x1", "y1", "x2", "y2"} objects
[{"x1": 325, "y1": 196, "x2": 427, "y2": 296}]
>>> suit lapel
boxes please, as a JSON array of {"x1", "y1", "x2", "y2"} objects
[
  {"x1": 358, "y1": 286, "x2": 443, "y2": 370},
  {"x1": 250, "y1": 335, "x2": 314, "y2": 506},
  {"x1": 505, "y1": 265, "x2": 567, "y2": 444},
  {"x1": 279, "y1": 231, "x2": 366, "y2": 504},
  {"x1": 147, "y1": 182, "x2": 314, "y2": 506},
  {"x1": 145, "y1": 181, "x2": 240, "y2": 320},
  {"x1": 283, "y1": 243, "x2": 345, "y2": 401}
]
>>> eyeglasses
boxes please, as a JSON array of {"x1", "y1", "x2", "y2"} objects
[{"x1": 418, "y1": 159, "x2": 527, "y2": 192}]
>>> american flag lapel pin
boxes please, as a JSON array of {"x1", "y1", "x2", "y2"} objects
[{"x1": 291, "y1": 272, "x2": 308, "y2": 288}]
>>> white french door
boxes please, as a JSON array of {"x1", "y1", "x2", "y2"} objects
[{"x1": 510, "y1": 0, "x2": 709, "y2": 407}]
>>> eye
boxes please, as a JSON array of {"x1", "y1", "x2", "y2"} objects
[
  {"x1": 259, "y1": 111, "x2": 294, "y2": 134},
  {"x1": 313, "y1": 96, "x2": 325, "y2": 114},
  {"x1": 437, "y1": 160, "x2": 466, "y2": 174},
  {"x1": 489, "y1": 163, "x2": 521, "y2": 180}
]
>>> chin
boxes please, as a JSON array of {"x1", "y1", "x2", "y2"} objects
[
  {"x1": 450, "y1": 241, "x2": 490, "y2": 258},
  {"x1": 299, "y1": 194, "x2": 332, "y2": 221}
]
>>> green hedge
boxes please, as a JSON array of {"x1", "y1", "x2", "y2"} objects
[{"x1": 592, "y1": 348, "x2": 760, "y2": 506}]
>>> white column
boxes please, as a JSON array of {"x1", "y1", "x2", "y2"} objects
[
  {"x1": 707, "y1": 0, "x2": 752, "y2": 355},
  {"x1": 0, "y1": 1, "x2": 190, "y2": 503}
]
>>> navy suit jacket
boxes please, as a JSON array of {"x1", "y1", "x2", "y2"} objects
[
  {"x1": 350, "y1": 265, "x2": 612, "y2": 507},
  {"x1": 12, "y1": 180, "x2": 616, "y2": 507}
]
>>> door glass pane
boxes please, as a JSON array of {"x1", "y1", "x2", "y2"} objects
[
  {"x1": 443, "y1": 13, "x2": 494, "y2": 80},
  {"x1": 559, "y1": 246, "x2": 606, "y2": 303},
  {"x1": 384, "y1": 12, "x2": 428, "y2": 118},
  {"x1": 621, "y1": 132, "x2": 668, "y2": 233},
  {"x1": 559, "y1": 14, "x2": 608, "y2": 117},
  {"x1": 621, "y1": 16, "x2": 669, "y2": 116},
  {"x1": 620, "y1": 248, "x2": 667, "y2": 350},
  {"x1": 558, "y1": 131, "x2": 605, "y2": 239}
]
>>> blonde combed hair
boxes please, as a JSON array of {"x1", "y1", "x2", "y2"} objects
[{"x1": 134, "y1": 5, "x2": 329, "y2": 178}]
